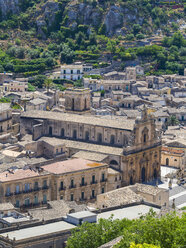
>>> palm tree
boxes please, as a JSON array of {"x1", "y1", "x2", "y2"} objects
[
  {"x1": 167, "y1": 115, "x2": 179, "y2": 126},
  {"x1": 44, "y1": 79, "x2": 53, "y2": 94}
]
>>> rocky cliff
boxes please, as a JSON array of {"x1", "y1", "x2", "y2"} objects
[{"x1": 0, "y1": 0, "x2": 182, "y2": 38}]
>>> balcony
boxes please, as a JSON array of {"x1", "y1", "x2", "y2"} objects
[
  {"x1": 22, "y1": 189, "x2": 33, "y2": 194},
  {"x1": 79, "y1": 198, "x2": 87, "y2": 202},
  {"x1": 5, "y1": 193, "x2": 13, "y2": 197},
  {"x1": 14, "y1": 191, "x2": 22, "y2": 195},
  {"x1": 33, "y1": 187, "x2": 41, "y2": 192},
  {"x1": 90, "y1": 180, "x2": 97, "y2": 185},
  {"x1": 69, "y1": 184, "x2": 76, "y2": 189},
  {"x1": 42, "y1": 186, "x2": 49, "y2": 190},
  {"x1": 59, "y1": 187, "x2": 66, "y2": 191},
  {"x1": 90, "y1": 196, "x2": 96, "y2": 200},
  {"x1": 80, "y1": 182, "x2": 87, "y2": 187},
  {"x1": 100, "y1": 178, "x2": 107, "y2": 183}
]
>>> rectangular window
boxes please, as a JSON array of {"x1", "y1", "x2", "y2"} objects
[
  {"x1": 92, "y1": 175, "x2": 95, "y2": 183},
  {"x1": 43, "y1": 180, "x2": 47, "y2": 188},
  {"x1": 43, "y1": 194, "x2": 47, "y2": 204},
  {"x1": 61, "y1": 148, "x2": 63, "y2": 153},
  {"x1": 81, "y1": 177, "x2": 84, "y2": 186},
  {"x1": 102, "y1": 173, "x2": 105, "y2": 182},
  {"x1": 71, "y1": 194, "x2": 74, "y2": 201},
  {"x1": 25, "y1": 183, "x2": 30, "y2": 192},
  {"x1": 15, "y1": 185, "x2": 20, "y2": 193},
  {"x1": 92, "y1": 190, "x2": 95, "y2": 198},
  {"x1": 71, "y1": 70, "x2": 73, "y2": 74},
  {"x1": 34, "y1": 196, "x2": 38, "y2": 204},
  {"x1": 34, "y1": 182, "x2": 39, "y2": 190},
  {"x1": 6, "y1": 186, "x2": 10, "y2": 195},
  {"x1": 60, "y1": 181, "x2": 63, "y2": 190},
  {"x1": 25, "y1": 198, "x2": 30, "y2": 206},
  {"x1": 15, "y1": 200, "x2": 20, "y2": 208},
  {"x1": 71, "y1": 179, "x2": 74, "y2": 188},
  {"x1": 64, "y1": 70, "x2": 66, "y2": 74},
  {"x1": 101, "y1": 187, "x2": 104, "y2": 194},
  {"x1": 81, "y1": 191, "x2": 84, "y2": 200}
]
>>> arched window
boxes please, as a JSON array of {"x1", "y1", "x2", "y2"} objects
[
  {"x1": 110, "y1": 160, "x2": 118, "y2": 166},
  {"x1": 144, "y1": 134, "x2": 147, "y2": 143}
]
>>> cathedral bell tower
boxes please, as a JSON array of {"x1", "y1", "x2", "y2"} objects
[{"x1": 122, "y1": 105, "x2": 162, "y2": 186}]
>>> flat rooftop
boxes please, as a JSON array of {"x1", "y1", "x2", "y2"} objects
[
  {"x1": 0, "y1": 221, "x2": 75, "y2": 241},
  {"x1": 98, "y1": 204, "x2": 160, "y2": 220},
  {"x1": 0, "y1": 103, "x2": 11, "y2": 113},
  {"x1": 21, "y1": 111, "x2": 134, "y2": 131},
  {"x1": 67, "y1": 211, "x2": 97, "y2": 219}
]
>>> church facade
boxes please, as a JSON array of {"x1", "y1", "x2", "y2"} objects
[{"x1": 20, "y1": 106, "x2": 161, "y2": 186}]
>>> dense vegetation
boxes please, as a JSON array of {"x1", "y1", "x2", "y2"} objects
[
  {"x1": 66, "y1": 211, "x2": 186, "y2": 248},
  {"x1": 0, "y1": 0, "x2": 185, "y2": 78}
]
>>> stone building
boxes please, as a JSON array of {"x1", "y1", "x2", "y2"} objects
[
  {"x1": 0, "y1": 103, "x2": 12, "y2": 135},
  {"x1": 42, "y1": 158, "x2": 109, "y2": 202},
  {"x1": 0, "y1": 158, "x2": 112, "y2": 207},
  {"x1": 4, "y1": 80, "x2": 28, "y2": 93},
  {"x1": 0, "y1": 220, "x2": 74, "y2": 248},
  {"x1": 0, "y1": 168, "x2": 51, "y2": 208},
  {"x1": 60, "y1": 64, "x2": 83, "y2": 80},
  {"x1": 161, "y1": 146, "x2": 185, "y2": 169},
  {"x1": 64, "y1": 88, "x2": 91, "y2": 112},
  {"x1": 125, "y1": 67, "x2": 136, "y2": 81},
  {"x1": 122, "y1": 107, "x2": 161, "y2": 185},
  {"x1": 20, "y1": 105, "x2": 162, "y2": 186}
]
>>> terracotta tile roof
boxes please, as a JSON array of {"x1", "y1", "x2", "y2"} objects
[
  {"x1": 21, "y1": 110, "x2": 135, "y2": 131},
  {"x1": 42, "y1": 158, "x2": 107, "y2": 175},
  {"x1": 0, "y1": 169, "x2": 49, "y2": 182},
  {"x1": 162, "y1": 147, "x2": 185, "y2": 154}
]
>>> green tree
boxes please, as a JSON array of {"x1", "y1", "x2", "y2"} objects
[
  {"x1": 44, "y1": 78, "x2": 53, "y2": 94},
  {"x1": 133, "y1": 24, "x2": 141, "y2": 35},
  {"x1": 67, "y1": 217, "x2": 131, "y2": 248},
  {"x1": 60, "y1": 44, "x2": 74, "y2": 64},
  {"x1": 106, "y1": 40, "x2": 116, "y2": 53},
  {"x1": 167, "y1": 115, "x2": 179, "y2": 126},
  {"x1": 130, "y1": 243, "x2": 160, "y2": 248}
]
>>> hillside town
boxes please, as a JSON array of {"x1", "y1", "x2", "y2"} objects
[{"x1": 0, "y1": 63, "x2": 185, "y2": 247}]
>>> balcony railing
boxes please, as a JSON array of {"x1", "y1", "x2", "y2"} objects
[
  {"x1": 33, "y1": 187, "x2": 41, "y2": 192},
  {"x1": 80, "y1": 182, "x2": 87, "y2": 187},
  {"x1": 100, "y1": 178, "x2": 107, "y2": 183},
  {"x1": 59, "y1": 186, "x2": 66, "y2": 191},
  {"x1": 22, "y1": 189, "x2": 33, "y2": 193},
  {"x1": 5, "y1": 193, "x2": 13, "y2": 197},
  {"x1": 90, "y1": 180, "x2": 97, "y2": 185},
  {"x1": 69, "y1": 185, "x2": 76, "y2": 189},
  {"x1": 90, "y1": 196, "x2": 96, "y2": 200},
  {"x1": 14, "y1": 191, "x2": 22, "y2": 195},
  {"x1": 42, "y1": 186, "x2": 49, "y2": 190},
  {"x1": 79, "y1": 198, "x2": 87, "y2": 202}
]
